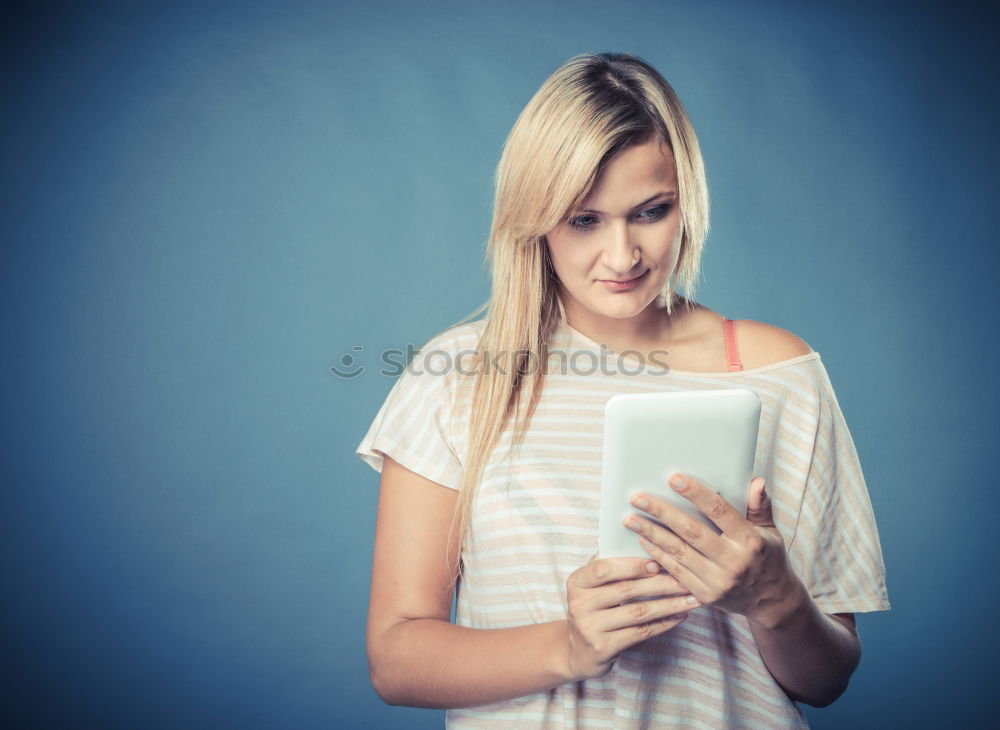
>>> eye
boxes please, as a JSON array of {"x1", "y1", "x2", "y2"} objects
[
  {"x1": 568, "y1": 215, "x2": 598, "y2": 231},
  {"x1": 639, "y1": 204, "x2": 671, "y2": 222},
  {"x1": 567, "y1": 204, "x2": 672, "y2": 232}
]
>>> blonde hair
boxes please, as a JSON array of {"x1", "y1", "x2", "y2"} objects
[{"x1": 423, "y1": 52, "x2": 710, "y2": 583}]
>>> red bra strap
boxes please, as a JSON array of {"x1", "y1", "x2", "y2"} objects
[{"x1": 723, "y1": 318, "x2": 743, "y2": 372}]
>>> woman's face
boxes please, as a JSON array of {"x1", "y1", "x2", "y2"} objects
[{"x1": 544, "y1": 138, "x2": 682, "y2": 325}]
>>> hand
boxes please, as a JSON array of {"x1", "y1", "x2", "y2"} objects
[
  {"x1": 623, "y1": 474, "x2": 803, "y2": 626},
  {"x1": 563, "y1": 554, "x2": 701, "y2": 680}
]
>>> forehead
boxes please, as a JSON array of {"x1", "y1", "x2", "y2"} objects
[{"x1": 582, "y1": 139, "x2": 677, "y2": 205}]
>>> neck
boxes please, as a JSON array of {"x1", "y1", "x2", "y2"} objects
[{"x1": 560, "y1": 290, "x2": 689, "y2": 352}]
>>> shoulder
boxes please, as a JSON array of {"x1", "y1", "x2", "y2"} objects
[
  {"x1": 418, "y1": 318, "x2": 487, "y2": 354},
  {"x1": 407, "y1": 318, "x2": 487, "y2": 381},
  {"x1": 732, "y1": 318, "x2": 815, "y2": 369}
]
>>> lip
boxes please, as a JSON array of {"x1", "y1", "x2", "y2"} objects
[{"x1": 599, "y1": 269, "x2": 649, "y2": 291}]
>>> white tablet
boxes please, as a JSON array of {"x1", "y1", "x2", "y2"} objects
[{"x1": 598, "y1": 388, "x2": 762, "y2": 559}]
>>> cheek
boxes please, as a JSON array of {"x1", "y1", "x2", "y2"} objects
[
  {"x1": 664, "y1": 243, "x2": 682, "y2": 275},
  {"x1": 663, "y1": 221, "x2": 684, "y2": 262},
  {"x1": 544, "y1": 240, "x2": 563, "y2": 274},
  {"x1": 670, "y1": 231, "x2": 683, "y2": 262},
  {"x1": 645, "y1": 223, "x2": 681, "y2": 256},
  {"x1": 644, "y1": 226, "x2": 682, "y2": 279},
  {"x1": 546, "y1": 236, "x2": 585, "y2": 274}
]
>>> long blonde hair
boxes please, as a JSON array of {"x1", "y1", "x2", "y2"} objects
[{"x1": 424, "y1": 52, "x2": 710, "y2": 583}]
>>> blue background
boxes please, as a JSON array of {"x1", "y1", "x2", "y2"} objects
[{"x1": 2, "y1": 0, "x2": 997, "y2": 727}]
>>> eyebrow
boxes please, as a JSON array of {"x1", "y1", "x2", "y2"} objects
[{"x1": 577, "y1": 190, "x2": 676, "y2": 216}]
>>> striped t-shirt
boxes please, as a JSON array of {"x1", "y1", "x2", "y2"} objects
[{"x1": 356, "y1": 316, "x2": 890, "y2": 729}]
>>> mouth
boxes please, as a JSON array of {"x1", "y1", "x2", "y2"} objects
[{"x1": 598, "y1": 269, "x2": 649, "y2": 290}]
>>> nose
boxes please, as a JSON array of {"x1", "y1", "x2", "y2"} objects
[{"x1": 602, "y1": 219, "x2": 641, "y2": 276}]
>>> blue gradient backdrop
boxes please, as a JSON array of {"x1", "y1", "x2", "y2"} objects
[{"x1": 2, "y1": 0, "x2": 997, "y2": 727}]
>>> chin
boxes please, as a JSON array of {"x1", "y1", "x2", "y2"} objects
[{"x1": 589, "y1": 298, "x2": 654, "y2": 319}]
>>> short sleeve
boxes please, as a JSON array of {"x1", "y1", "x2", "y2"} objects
[
  {"x1": 354, "y1": 333, "x2": 465, "y2": 491},
  {"x1": 784, "y1": 361, "x2": 891, "y2": 614}
]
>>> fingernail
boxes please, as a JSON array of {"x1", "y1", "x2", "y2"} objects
[
  {"x1": 631, "y1": 496, "x2": 649, "y2": 510},
  {"x1": 645, "y1": 561, "x2": 659, "y2": 574},
  {"x1": 669, "y1": 474, "x2": 685, "y2": 489},
  {"x1": 686, "y1": 596, "x2": 701, "y2": 606},
  {"x1": 624, "y1": 517, "x2": 639, "y2": 531}
]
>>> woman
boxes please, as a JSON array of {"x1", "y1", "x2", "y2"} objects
[{"x1": 356, "y1": 51, "x2": 889, "y2": 728}]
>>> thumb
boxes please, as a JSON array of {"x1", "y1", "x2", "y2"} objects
[{"x1": 746, "y1": 477, "x2": 775, "y2": 528}]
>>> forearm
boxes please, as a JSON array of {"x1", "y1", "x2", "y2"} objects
[
  {"x1": 746, "y1": 578, "x2": 861, "y2": 707},
  {"x1": 369, "y1": 617, "x2": 574, "y2": 709}
]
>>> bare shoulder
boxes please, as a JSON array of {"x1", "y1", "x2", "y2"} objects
[
  {"x1": 663, "y1": 300, "x2": 815, "y2": 372},
  {"x1": 732, "y1": 319, "x2": 815, "y2": 369}
]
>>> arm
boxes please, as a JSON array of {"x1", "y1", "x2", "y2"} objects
[
  {"x1": 746, "y1": 587, "x2": 860, "y2": 707},
  {"x1": 625, "y1": 474, "x2": 862, "y2": 708},
  {"x1": 367, "y1": 455, "x2": 696, "y2": 708},
  {"x1": 367, "y1": 454, "x2": 568, "y2": 708}
]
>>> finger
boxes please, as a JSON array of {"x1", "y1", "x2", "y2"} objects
[
  {"x1": 637, "y1": 534, "x2": 713, "y2": 599},
  {"x1": 745, "y1": 477, "x2": 775, "y2": 528},
  {"x1": 628, "y1": 492, "x2": 730, "y2": 560},
  {"x1": 607, "y1": 612, "x2": 690, "y2": 655},
  {"x1": 573, "y1": 556, "x2": 663, "y2": 590},
  {"x1": 599, "y1": 592, "x2": 701, "y2": 632},
  {"x1": 625, "y1": 513, "x2": 728, "y2": 584},
  {"x1": 586, "y1": 572, "x2": 692, "y2": 611},
  {"x1": 575, "y1": 572, "x2": 691, "y2": 614},
  {"x1": 665, "y1": 472, "x2": 750, "y2": 537},
  {"x1": 633, "y1": 572, "x2": 691, "y2": 598}
]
